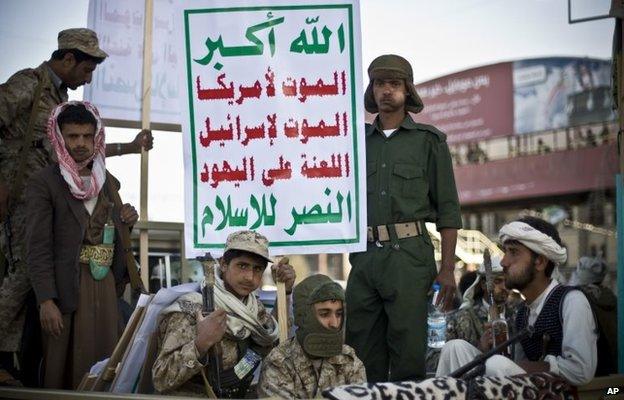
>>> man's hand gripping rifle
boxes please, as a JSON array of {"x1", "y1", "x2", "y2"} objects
[
  {"x1": 449, "y1": 325, "x2": 534, "y2": 380},
  {"x1": 198, "y1": 253, "x2": 222, "y2": 398}
]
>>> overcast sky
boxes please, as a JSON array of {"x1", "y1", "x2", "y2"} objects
[{"x1": 0, "y1": 0, "x2": 614, "y2": 222}]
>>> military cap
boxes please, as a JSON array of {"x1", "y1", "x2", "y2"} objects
[
  {"x1": 224, "y1": 230, "x2": 272, "y2": 263},
  {"x1": 58, "y1": 28, "x2": 108, "y2": 59},
  {"x1": 364, "y1": 54, "x2": 424, "y2": 114}
]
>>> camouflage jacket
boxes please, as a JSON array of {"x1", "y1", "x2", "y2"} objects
[
  {"x1": 0, "y1": 62, "x2": 67, "y2": 200},
  {"x1": 446, "y1": 300, "x2": 516, "y2": 347},
  {"x1": 258, "y1": 338, "x2": 366, "y2": 399},
  {"x1": 152, "y1": 291, "x2": 284, "y2": 397}
]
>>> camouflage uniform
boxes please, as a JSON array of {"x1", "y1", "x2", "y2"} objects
[
  {"x1": 446, "y1": 300, "x2": 516, "y2": 346},
  {"x1": 258, "y1": 338, "x2": 366, "y2": 398},
  {"x1": 0, "y1": 62, "x2": 67, "y2": 352},
  {"x1": 0, "y1": 27, "x2": 107, "y2": 354},
  {"x1": 152, "y1": 291, "x2": 278, "y2": 397}
]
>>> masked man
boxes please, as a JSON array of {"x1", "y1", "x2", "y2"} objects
[
  {"x1": 25, "y1": 101, "x2": 138, "y2": 389},
  {"x1": 436, "y1": 217, "x2": 597, "y2": 386},
  {"x1": 152, "y1": 230, "x2": 295, "y2": 398},
  {"x1": 258, "y1": 274, "x2": 366, "y2": 398}
]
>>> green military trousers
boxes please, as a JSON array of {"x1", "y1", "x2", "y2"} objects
[{"x1": 345, "y1": 234, "x2": 437, "y2": 382}]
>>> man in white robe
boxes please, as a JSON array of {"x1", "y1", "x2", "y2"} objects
[{"x1": 436, "y1": 216, "x2": 597, "y2": 386}]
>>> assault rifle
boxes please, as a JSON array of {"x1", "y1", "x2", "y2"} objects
[
  {"x1": 450, "y1": 325, "x2": 534, "y2": 379},
  {"x1": 483, "y1": 249, "x2": 510, "y2": 355},
  {"x1": 198, "y1": 254, "x2": 222, "y2": 398}
]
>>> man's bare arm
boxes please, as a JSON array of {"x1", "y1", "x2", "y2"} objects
[{"x1": 435, "y1": 228, "x2": 458, "y2": 311}]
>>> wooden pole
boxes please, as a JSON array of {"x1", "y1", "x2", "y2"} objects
[
  {"x1": 139, "y1": 0, "x2": 154, "y2": 290},
  {"x1": 318, "y1": 253, "x2": 328, "y2": 275},
  {"x1": 276, "y1": 257, "x2": 289, "y2": 344}
]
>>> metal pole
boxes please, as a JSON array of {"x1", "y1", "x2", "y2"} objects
[
  {"x1": 617, "y1": 17, "x2": 624, "y2": 374},
  {"x1": 139, "y1": 0, "x2": 154, "y2": 289},
  {"x1": 165, "y1": 255, "x2": 172, "y2": 288},
  {"x1": 180, "y1": 230, "x2": 188, "y2": 284},
  {"x1": 617, "y1": 174, "x2": 623, "y2": 373}
]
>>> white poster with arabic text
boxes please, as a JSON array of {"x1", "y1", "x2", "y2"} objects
[
  {"x1": 177, "y1": 0, "x2": 365, "y2": 258},
  {"x1": 85, "y1": 0, "x2": 182, "y2": 125}
]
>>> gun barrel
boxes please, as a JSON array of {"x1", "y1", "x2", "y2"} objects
[
  {"x1": 198, "y1": 255, "x2": 222, "y2": 396},
  {"x1": 449, "y1": 326, "x2": 533, "y2": 378}
]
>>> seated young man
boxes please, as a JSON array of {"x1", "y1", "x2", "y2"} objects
[
  {"x1": 258, "y1": 274, "x2": 366, "y2": 398},
  {"x1": 152, "y1": 230, "x2": 295, "y2": 398},
  {"x1": 436, "y1": 216, "x2": 597, "y2": 386}
]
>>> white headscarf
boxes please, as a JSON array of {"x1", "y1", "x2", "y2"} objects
[
  {"x1": 498, "y1": 221, "x2": 567, "y2": 265},
  {"x1": 460, "y1": 256, "x2": 503, "y2": 310}
]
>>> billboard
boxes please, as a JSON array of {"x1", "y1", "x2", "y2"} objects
[
  {"x1": 415, "y1": 62, "x2": 513, "y2": 144},
  {"x1": 513, "y1": 57, "x2": 613, "y2": 134},
  {"x1": 413, "y1": 57, "x2": 613, "y2": 144}
]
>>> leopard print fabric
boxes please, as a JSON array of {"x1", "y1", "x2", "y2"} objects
[{"x1": 323, "y1": 373, "x2": 575, "y2": 400}]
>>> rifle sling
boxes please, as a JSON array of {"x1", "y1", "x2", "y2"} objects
[
  {"x1": 105, "y1": 173, "x2": 146, "y2": 294},
  {"x1": 9, "y1": 77, "x2": 45, "y2": 208}
]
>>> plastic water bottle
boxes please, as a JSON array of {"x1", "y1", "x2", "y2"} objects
[{"x1": 427, "y1": 283, "x2": 446, "y2": 349}]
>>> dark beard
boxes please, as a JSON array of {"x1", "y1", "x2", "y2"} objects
[{"x1": 505, "y1": 263, "x2": 535, "y2": 291}]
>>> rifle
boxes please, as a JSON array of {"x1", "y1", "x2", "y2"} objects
[
  {"x1": 483, "y1": 249, "x2": 509, "y2": 354},
  {"x1": 450, "y1": 325, "x2": 534, "y2": 379},
  {"x1": 198, "y1": 254, "x2": 222, "y2": 398}
]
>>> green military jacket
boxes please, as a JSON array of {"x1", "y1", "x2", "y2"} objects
[
  {"x1": 0, "y1": 62, "x2": 67, "y2": 198},
  {"x1": 365, "y1": 114, "x2": 462, "y2": 230},
  {"x1": 446, "y1": 300, "x2": 516, "y2": 347}
]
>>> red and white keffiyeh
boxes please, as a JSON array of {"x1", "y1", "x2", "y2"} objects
[{"x1": 47, "y1": 101, "x2": 106, "y2": 200}]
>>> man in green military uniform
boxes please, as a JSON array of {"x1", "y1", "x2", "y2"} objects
[
  {"x1": 345, "y1": 54, "x2": 462, "y2": 382},
  {"x1": 258, "y1": 274, "x2": 366, "y2": 398},
  {"x1": 0, "y1": 28, "x2": 153, "y2": 385}
]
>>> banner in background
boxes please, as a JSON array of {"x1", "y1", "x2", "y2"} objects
[
  {"x1": 85, "y1": 0, "x2": 182, "y2": 126},
  {"x1": 177, "y1": 0, "x2": 366, "y2": 258}
]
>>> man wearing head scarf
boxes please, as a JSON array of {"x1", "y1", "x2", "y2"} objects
[
  {"x1": 24, "y1": 101, "x2": 139, "y2": 389},
  {"x1": 568, "y1": 256, "x2": 610, "y2": 293},
  {"x1": 258, "y1": 275, "x2": 366, "y2": 398},
  {"x1": 0, "y1": 28, "x2": 153, "y2": 385},
  {"x1": 445, "y1": 256, "x2": 513, "y2": 347},
  {"x1": 436, "y1": 217, "x2": 598, "y2": 386},
  {"x1": 346, "y1": 54, "x2": 462, "y2": 382},
  {"x1": 568, "y1": 256, "x2": 617, "y2": 376},
  {"x1": 152, "y1": 230, "x2": 295, "y2": 398}
]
